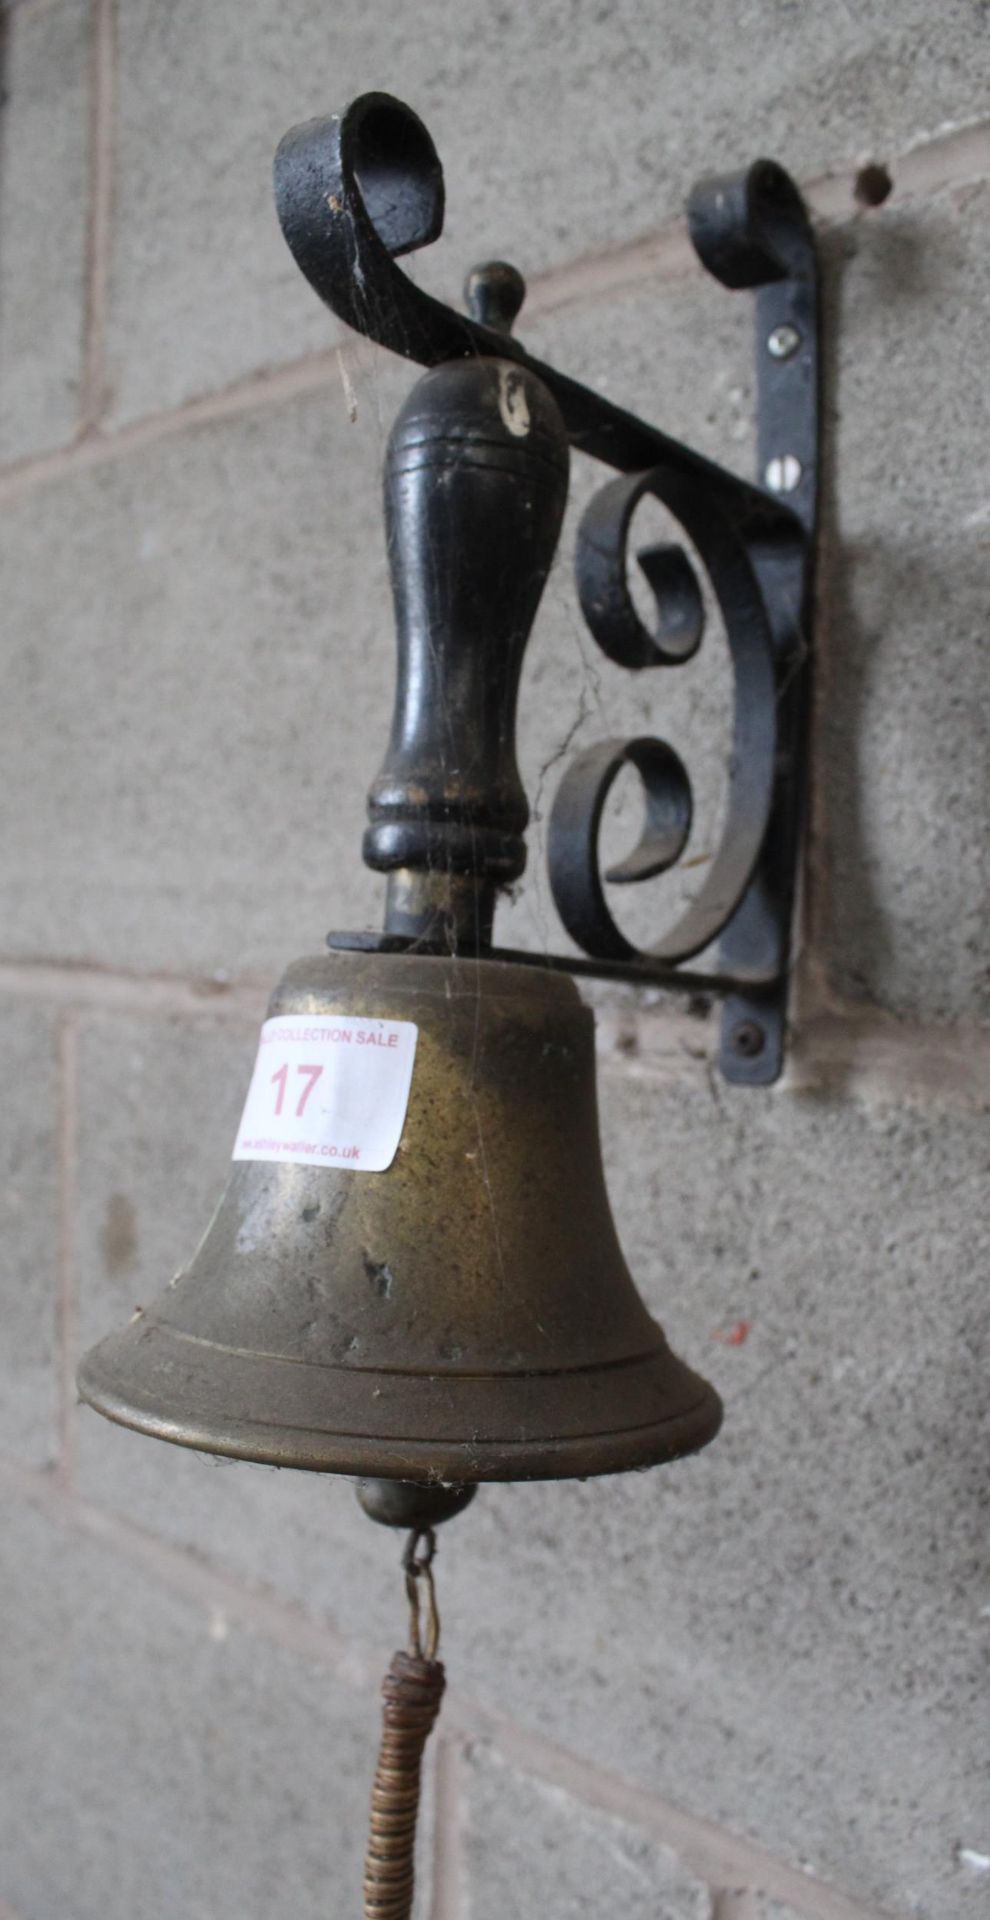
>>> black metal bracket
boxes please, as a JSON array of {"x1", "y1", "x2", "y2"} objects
[{"x1": 275, "y1": 95, "x2": 819, "y2": 1084}]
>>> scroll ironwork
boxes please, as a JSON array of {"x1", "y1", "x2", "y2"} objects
[{"x1": 275, "y1": 93, "x2": 820, "y2": 1083}]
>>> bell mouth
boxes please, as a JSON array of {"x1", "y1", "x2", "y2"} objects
[{"x1": 78, "y1": 1314, "x2": 722, "y2": 1482}]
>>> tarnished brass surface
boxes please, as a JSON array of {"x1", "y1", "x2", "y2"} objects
[{"x1": 78, "y1": 951, "x2": 721, "y2": 1481}]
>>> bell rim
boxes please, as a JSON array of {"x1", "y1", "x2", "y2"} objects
[{"x1": 77, "y1": 1327, "x2": 722, "y2": 1484}]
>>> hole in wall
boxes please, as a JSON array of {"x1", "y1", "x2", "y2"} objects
[{"x1": 853, "y1": 161, "x2": 893, "y2": 209}]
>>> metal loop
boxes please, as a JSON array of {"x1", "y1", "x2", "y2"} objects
[
  {"x1": 274, "y1": 93, "x2": 513, "y2": 368},
  {"x1": 402, "y1": 1526, "x2": 436, "y2": 1575},
  {"x1": 548, "y1": 738, "x2": 692, "y2": 962},
  {"x1": 549, "y1": 460, "x2": 778, "y2": 968},
  {"x1": 403, "y1": 1528, "x2": 440, "y2": 1663},
  {"x1": 576, "y1": 471, "x2": 703, "y2": 669},
  {"x1": 686, "y1": 157, "x2": 815, "y2": 290}
]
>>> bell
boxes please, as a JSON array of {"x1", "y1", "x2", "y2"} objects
[
  {"x1": 78, "y1": 946, "x2": 720, "y2": 1482},
  {"x1": 80, "y1": 228, "x2": 723, "y2": 1493}
]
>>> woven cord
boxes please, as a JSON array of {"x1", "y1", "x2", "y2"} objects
[{"x1": 362, "y1": 1531, "x2": 446, "y2": 1920}]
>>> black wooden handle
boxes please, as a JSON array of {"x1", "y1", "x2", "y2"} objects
[{"x1": 364, "y1": 355, "x2": 569, "y2": 913}]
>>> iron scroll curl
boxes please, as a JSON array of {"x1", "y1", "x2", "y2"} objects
[
  {"x1": 273, "y1": 94, "x2": 803, "y2": 543},
  {"x1": 548, "y1": 466, "x2": 778, "y2": 967},
  {"x1": 274, "y1": 93, "x2": 525, "y2": 368}
]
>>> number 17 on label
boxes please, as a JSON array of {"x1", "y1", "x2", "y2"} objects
[{"x1": 232, "y1": 1014, "x2": 418, "y2": 1174}]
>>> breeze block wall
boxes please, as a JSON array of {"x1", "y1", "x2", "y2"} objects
[{"x1": 1, "y1": 4, "x2": 987, "y2": 1917}]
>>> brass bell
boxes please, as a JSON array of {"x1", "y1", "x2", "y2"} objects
[
  {"x1": 79, "y1": 947, "x2": 720, "y2": 1482},
  {"x1": 79, "y1": 182, "x2": 722, "y2": 1490}
]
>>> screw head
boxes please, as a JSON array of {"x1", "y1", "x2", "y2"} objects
[
  {"x1": 731, "y1": 1019, "x2": 765, "y2": 1059},
  {"x1": 767, "y1": 323, "x2": 801, "y2": 360},
  {"x1": 765, "y1": 453, "x2": 803, "y2": 494}
]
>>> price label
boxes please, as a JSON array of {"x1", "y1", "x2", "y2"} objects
[{"x1": 232, "y1": 1014, "x2": 418, "y2": 1173}]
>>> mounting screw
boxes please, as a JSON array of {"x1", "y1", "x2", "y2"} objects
[
  {"x1": 764, "y1": 453, "x2": 803, "y2": 494},
  {"x1": 731, "y1": 1019, "x2": 765, "y2": 1059},
  {"x1": 767, "y1": 323, "x2": 801, "y2": 360}
]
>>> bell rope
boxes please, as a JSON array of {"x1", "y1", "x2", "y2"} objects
[{"x1": 362, "y1": 1530, "x2": 446, "y2": 1919}]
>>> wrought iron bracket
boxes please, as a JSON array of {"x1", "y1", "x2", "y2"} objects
[{"x1": 275, "y1": 94, "x2": 820, "y2": 1084}]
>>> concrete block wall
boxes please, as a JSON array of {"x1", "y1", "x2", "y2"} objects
[{"x1": 1, "y1": 3, "x2": 987, "y2": 1917}]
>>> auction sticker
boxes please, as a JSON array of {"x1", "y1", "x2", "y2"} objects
[{"x1": 232, "y1": 1015, "x2": 418, "y2": 1173}]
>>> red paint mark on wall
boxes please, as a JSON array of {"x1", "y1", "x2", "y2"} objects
[{"x1": 712, "y1": 1319, "x2": 751, "y2": 1346}]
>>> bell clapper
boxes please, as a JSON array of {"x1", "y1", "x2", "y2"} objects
[
  {"x1": 362, "y1": 1527, "x2": 447, "y2": 1920},
  {"x1": 355, "y1": 1477, "x2": 477, "y2": 1531}
]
